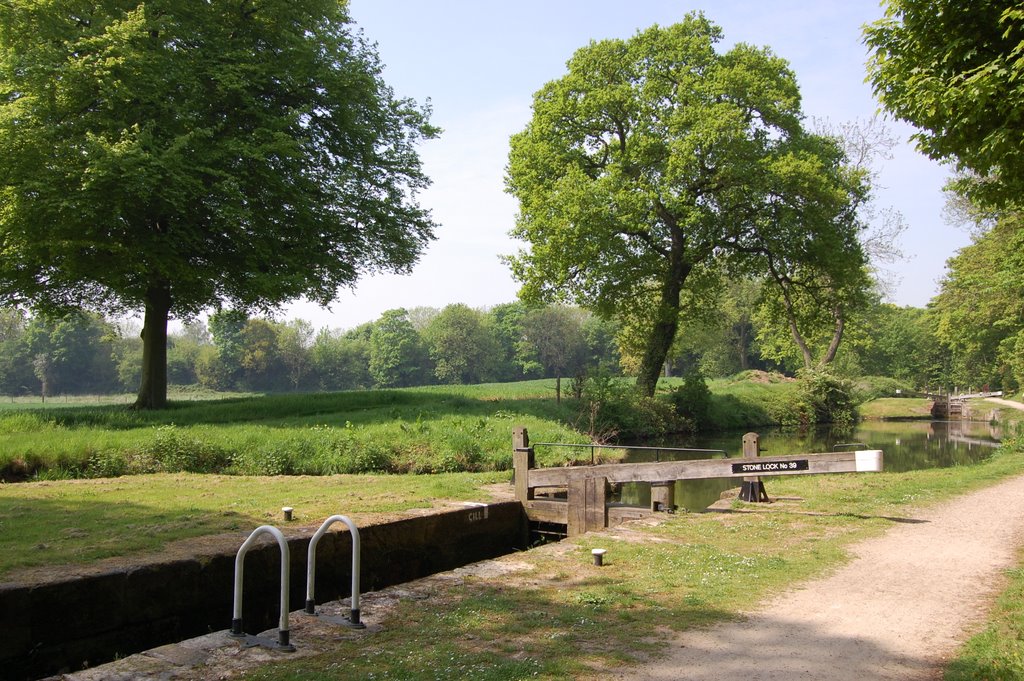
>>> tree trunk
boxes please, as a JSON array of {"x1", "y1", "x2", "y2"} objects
[
  {"x1": 817, "y1": 305, "x2": 845, "y2": 368},
  {"x1": 135, "y1": 284, "x2": 172, "y2": 409},
  {"x1": 636, "y1": 235, "x2": 692, "y2": 397},
  {"x1": 773, "y1": 280, "x2": 816, "y2": 371}
]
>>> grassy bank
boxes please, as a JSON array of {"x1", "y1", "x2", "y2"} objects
[
  {"x1": 238, "y1": 438, "x2": 1024, "y2": 681},
  {"x1": 0, "y1": 381, "x2": 596, "y2": 481},
  {"x1": 0, "y1": 375, "x2": 823, "y2": 482},
  {"x1": 0, "y1": 374, "x2": 984, "y2": 483},
  {"x1": 858, "y1": 397, "x2": 933, "y2": 420}
]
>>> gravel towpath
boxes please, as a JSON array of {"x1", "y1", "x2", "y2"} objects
[{"x1": 613, "y1": 472, "x2": 1024, "y2": 681}]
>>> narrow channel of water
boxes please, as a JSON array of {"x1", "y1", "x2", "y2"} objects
[{"x1": 617, "y1": 419, "x2": 1004, "y2": 512}]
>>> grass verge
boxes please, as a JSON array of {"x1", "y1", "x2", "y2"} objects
[
  {"x1": 945, "y1": 546, "x2": 1024, "y2": 681},
  {"x1": 858, "y1": 397, "x2": 933, "y2": 420},
  {"x1": 0, "y1": 471, "x2": 507, "y2": 577}
]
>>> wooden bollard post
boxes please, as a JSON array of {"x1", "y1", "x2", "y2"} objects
[
  {"x1": 738, "y1": 432, "x2": 770, "y2": 502},
  {"x1": 513, "y1": 426, "x2": 535, "y2": 502}
]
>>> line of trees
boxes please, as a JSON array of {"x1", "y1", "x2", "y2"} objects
[
  {"x1": 0, "y1": 303, "x2": 622, "y2": 398},
  {"x1": 0, "y1": 284, "x2": 991, "y2": 400}
]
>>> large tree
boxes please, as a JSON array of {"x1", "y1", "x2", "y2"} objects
[
  {"x1": 368, "y1": 308, "x2": 430, "y2": 388},
  {"x1": 864, "y1": 1, "x2": 1024, "y2": 207},
  {"x1": 0, "y1": 0, "x2": 437, "y2": 408},
  {"x1": 931, "y1": 212, "x2": 1024, "y2": 391},
  {"x1": 505, "y1": 14, "x2": 868, "y2": 395},
  {"x1": 517, "y1": 305, "x2": 587, "y2": 402},
  {"x1": 423, "y1": 304, "x2": 500, "y2": 385}
]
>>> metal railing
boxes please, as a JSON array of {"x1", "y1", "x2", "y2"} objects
[
  {"x1": 230, "y1": 525, "x2": 295, "y2": 651},
  {"x1": 533, "y1": 441, "x2": 729, "y2": 464},
  {"x1": 305, "y1": 515, "x2": 365, "y2": 629}
]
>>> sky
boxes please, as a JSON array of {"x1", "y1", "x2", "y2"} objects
[{"x1": 284, "y1": 0, "x2": 968, "y2": 332}]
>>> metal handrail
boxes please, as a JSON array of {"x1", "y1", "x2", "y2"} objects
[
  {"x1": 532, "y1": 442, "x2": 729, "y2": 464},
  {"x1": 230, "y1": 525, "x2": 294, "y2": 651},
  {"x1": 305, "y1": 515, "x2": 364, "y2": 628}
]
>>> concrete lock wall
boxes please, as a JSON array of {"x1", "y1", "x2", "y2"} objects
[{"x1": 1, "y1": 501, "x2": 527, "y2": 680}]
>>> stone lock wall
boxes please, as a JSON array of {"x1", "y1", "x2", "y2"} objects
[{"x1": 1, "y1": 501, "x2": 527, "y2": 680}]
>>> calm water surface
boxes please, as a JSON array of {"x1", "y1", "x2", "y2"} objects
[{"x1": 617, "y1": 419, "x2": 1004, "y2": 511}]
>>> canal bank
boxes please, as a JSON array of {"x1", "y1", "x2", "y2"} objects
[{"x1": 4, "y1": 501, "x2": 526, "y2": 680}]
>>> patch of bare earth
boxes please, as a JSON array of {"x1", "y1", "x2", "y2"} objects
[{"x1": 612, "y1": 472, "x2": 1024, "y2": 681}]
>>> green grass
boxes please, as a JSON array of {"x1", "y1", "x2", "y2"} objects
[
  {"x1": 857, "y1": 397, "x2": 933, "y2": 420},
  {"x1": 706, "y1": 372, "x2": 802, "y2": 428},
  {"x1": 240, "y1": 440, "x2": 1024, "y2": 681},
  {"x1": 0, "y1": 375, "x2": 830, "y2": 481},
  {"x1": 0, "y1": 382, "x2": 593, "y2": 480},
  {"x1": 0, "y1": 471, "x2": 507, "y2": 577},
  {"x1": 945, "y1": 550, "x2": 1024, "y2": 680}
]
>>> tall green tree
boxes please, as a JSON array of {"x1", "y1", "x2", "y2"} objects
[
  {"x1": 517, "y1": 305, "x2": 588, "y2": 402},
  {"x1": 277, "y1": 319, "x2": 314, "y2": 391},
  {"x1": 0, "y1": 308, "x2": 33, "y2": 396},
  {"x1": 369, "y1": 309, "x2": 430, "y2": 388},
  {"x1": 931, "y1": 212, "x2": 1024, "y2": 391},
  {"x1": 859, "y1": 303, "x2": 945, "y2": 389},
  {"x1": 310, "y1": 324, "x2": 372, "y2": 391},
  {"x1": 24, "y1": 312, "x2": 120, "y2": 395},
  {"x1": 423, "y1": 304, "x2": 499, "y2": 385},
  {"x1": 239, "y1": 318, "x2": 284, "y2": 390},
  {"x1": 505, "y1": 14, "x2": 869, "y2": 396},
  {"x1": 0, "y1": 0, "x2": 437, "y2": 408},
  {"x1": 865, "y1": 1, "x2": 1024, "y2": 207},
  {"x1": 488, "y1": 301, "x2": 534, "y2": 382}
]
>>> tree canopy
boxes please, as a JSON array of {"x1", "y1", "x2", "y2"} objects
[
  {"x1": 505, "y1": 13, "x2": 869, "y2": 395},
  {"x1": 864, "y1": 0, "x2": 1024, "y2": 206},
  {"x1": 931, "y1": 211, "x2": 1024, "y2": 390},
  {"x1": 0, "y1": 0, "x2": 437, "y2": 407}
]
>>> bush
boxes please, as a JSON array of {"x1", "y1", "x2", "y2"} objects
[
  {"x1": 576, "y1": 372, "x2": 686, "y2": 440},
  {"x1": 671, "y1": 369, "x2": 712, "y2": 429},
  {"x1": 797, "y1": 370, "x2": 857, "y2": 426},
  {"x1": 145, "y1": 425, "x2": 230, "y2": 473}
]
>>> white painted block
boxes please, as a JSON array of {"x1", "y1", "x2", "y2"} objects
[{"x1": 855, "y1": 450, "x2": 883, "y2": 472}]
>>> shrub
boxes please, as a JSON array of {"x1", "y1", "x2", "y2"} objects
[
  {"x1": 145, "y1": 425, "x2": 230, "y2": 473},
  {"x1": 671, "y1": 369, "x2": 712, "y2": 429},
  {"x1": 576, "y1": 372, "x2": 686, "y2": 440},
  {"x1": 797, "y1": 370, "x2": 857, "y2": 426}
]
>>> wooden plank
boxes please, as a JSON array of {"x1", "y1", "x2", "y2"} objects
[
  {"x1": 522, "y1": 499, "x2": 568, "y2": 524},
  {"x1": 513, "y1": 448, "x2": 535, "y2": 501},
  {"x1": 567, "y1": 478, "x2": 587, "y2": 537},
  {"x1": 584, "y1": 477, "x2": 607, "y2": 532},
  {"x1": 526, "y1": 450, "x2": 883, "y2": 488}
]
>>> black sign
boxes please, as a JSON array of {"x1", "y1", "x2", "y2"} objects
[{"x1": 731, "y1": 459, "x2": 810, "y2": 474}]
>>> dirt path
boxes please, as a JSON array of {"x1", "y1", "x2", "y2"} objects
[
  {"x1": 613, "y1": 472, "x2": 1024, "y2": 681},
  {"x1": 987, "y1": 397, "x2": 1024, "y2": 411}
]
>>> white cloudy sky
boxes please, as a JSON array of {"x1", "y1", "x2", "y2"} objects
[{"x1": 283, "y1": 0, "x2": 966, "y2": 332}]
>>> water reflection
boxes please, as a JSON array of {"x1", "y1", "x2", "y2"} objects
[{"x1": 616, "y1": 420, "x2": 1002, "y2": 512}]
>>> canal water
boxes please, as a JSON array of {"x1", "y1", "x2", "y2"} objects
[{"x1": 617, "y1": 419, "x2": 1004, "y2": 512}]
